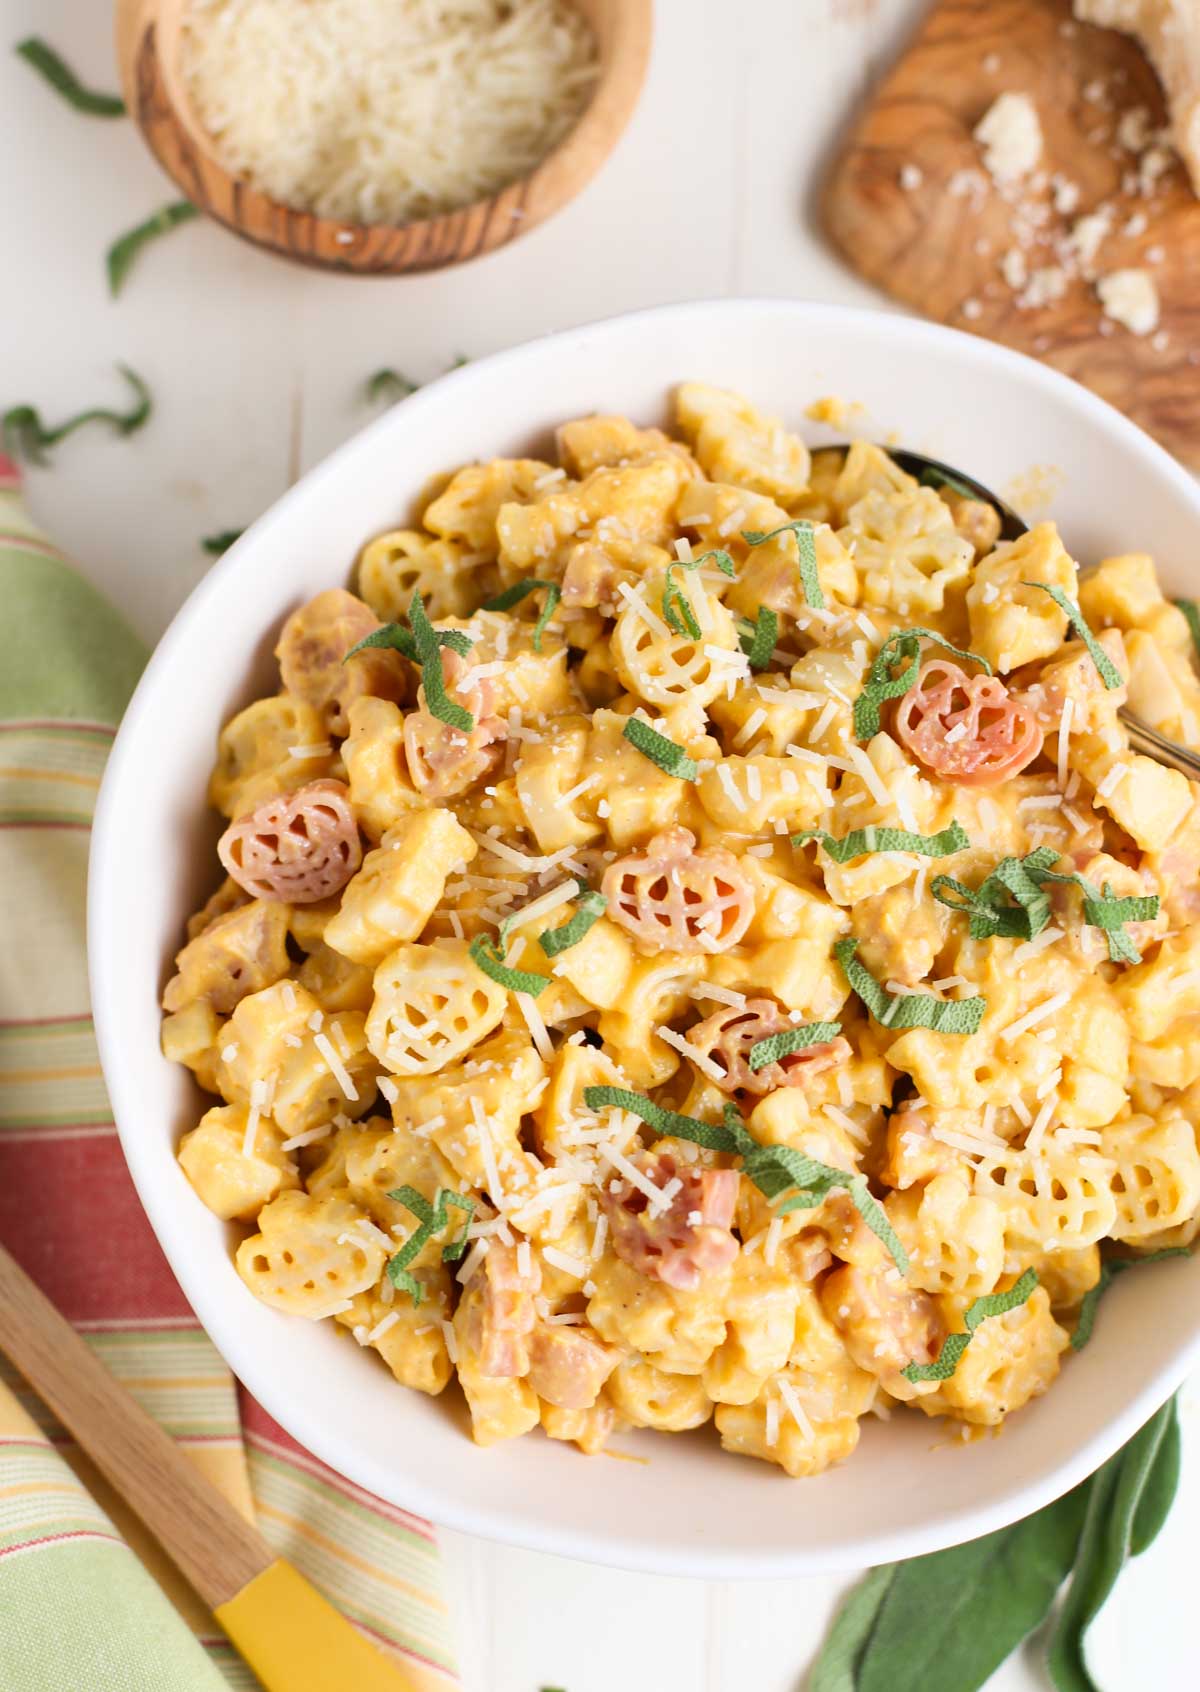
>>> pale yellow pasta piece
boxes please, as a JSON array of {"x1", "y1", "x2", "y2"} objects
[
  {"x1": 1100, "y1": 1112, "x2": 1200, "y2": 1241},
  {"x1": 209, "y1": 696, "x2": 335, "y2": 819},
  {"x1": 972, "y1": 1144, "x2": 1118, "y2": 1253},
  {"x1": 557, "y1": 414, "x2": 692, "y2": 478},
  {"x1": 341, "y1": 1120, "x2": 461, "y2": 1235},
  {"x1": 709, "y1": 680, "x2": 820, "y2": 757},
  {"x1": 1078, "y1": 552, "x2": 1168, "y2": 633},
  {"x1": 850, "y1": 876, "x2": 951, "y2": 987},
  {"x1": 367, "y1": 939, "x2": 507, "y2": 1075},
  {"x1": 916, "y1": 1286, "x2": 1068, "y2": 1426},
  {"x1": 841, "y1": 487, "x2": 972, "y2": 616},
  {"x1": 1123, "y1": 628, "x2": 1200, "y2": 744},
  {"x1": 606, "y1": 1359, "x2": 711, "y2": 1431},
  {"x1": 831, "y1": 440, "x2": 916, "y2": 516},
  {"x1": 162, "y1": 899, "x2": 291, "y2": 1016},
  {"x1": 702, "y1": 1256, "x2": 800, "y2": 1405},
  {"x1": 513, "y1": 715, "x2": 604, "y2": 852},
  {"x1": 539, "y1": 1399, "x2": 618, "y2": 1454},
  {"x1": 696, "y1": 752, "x2": 828, "y2": 834},
  {"x1": 538, "y1": 915, "x2": 634, "y2": 1013},
  {"x1": 236, "y1": 1191, "x2": 387, "y2": 1318},
  {"x1": 532, "y1": 1041, "x2": 634, "y2": 1165},
  {"x1": 714, "y1": 1385, "x2": 863, "y2": 1478},
  {"x1": 966, "y1": 523, "x2": 1077, "y2": 672},
  {"x1": 357, "y1": 529, "x2": 476, "y2": 623},
  {"x1": 497, "y1": 456, "x2": 691, "y2": 577},
  {"x1": 161, "y1": 997, "x2": 224, "y2": 1093},
  {"x1": 611, "y1": 570, "x2": 743, "y2": 713},
  {"x1": 178, "y1": 1102, "x2": 299, "y2": 1221},
  {"x1": 585, "y1": 709, "x2": 703, "y2": 849},
  {"x1": 885, "y1": 1173, "x2": 1005, "y2": 1302},
  {"x1": 675, "y1": 382, "x2": 809, "y2": 501},
  {"x1": 587, "y1": 1253, "x2": 730, "y2": 1374},
  {"x1": 334, "y1": 1280, "x2": 453, "y2": 1396},
  {"x1": 595, "y1": 953, "x2": 705, "y2": 1087},
  {"x1": 726, "y1": 521, "x2": 857, "y2": 620},
  {"x1": 1073, "y1": 740, "x2": 1193, "y2": 852},
  {"x1": 219, "y1": 985, "x2": 377, "y2": 1137},
  {"x1": 455, "y1": 1358, "x2": 541, "y2": 1446},
  {"x1": 424, "y1": 458, "x2": 555, "y2": 552},
  {"x1": 325, "y1": 809, "x2": 477, "y2": 967},
  {"x1": 295, "y1": 942, "x2": 375, "y2": 1013},
  {"x1": 1116, "y1": 930, "x2": 1200, "y2": 1043},
  {"x1": 341, "y1": 696, "x2": 426, "y2": 841}
]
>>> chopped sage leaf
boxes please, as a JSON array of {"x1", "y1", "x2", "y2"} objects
[
  {"x1": 107, "y1": 201, "x2": 200, "y2": 296},
  {"x1": 365, "y1": 368, "x2": 417, "y2": 405},
  {"x1": 16, "y1": 38, "x2": 125, "y2": 115},
  {"x1": 1174, "y1": 597, "x2": 1200, "y2": 667},
  {"x1": 738, "y1": 606, "x2": 778, "y2": 672},
  {"x1": 481, "y1": 577, "x2": 560, "y2": 652},
  {"x1": 747, "y1": 1021, "x2": 842, "y2": 1070},
  {"x1": 918, "y1": 464, "x2": 978, "y2": 501},
  {"x1": 835, "y1": 938, "x2": 985, "y2": 1035},
  {"x1": 2, "y1": 364, "x2": 152, "y2": 466},
  {"x1": 795, "y1": 821, "x2": 970, "y2": 864},
  {"x1": 385, "y1": 1185, "x2": 475, "y2": 1304},
  {"x1": 902, "y1": 1270, "x2": 1038, "y2": 1383},
  {"x1": 853, "y1": 627, "x2": 991, "y2": 740},
  {"x1": 1071, "y1": 1248, "x2": 1190, "y2": 1351},
  {"x1": 582, "y1": 1086, "x2": 908, "y2": 1272},
  {"x1": 661, "y1": 563, "x2": 703, "y2": 641},
  {"x1": 742, "y1": 520, "x2": 823, "y2": 608},
  {"x1": 1025, "y1": 582, "x2": 1123, "y2": 690},
  {"x1": 468, "y1": 934, "x2": 548, "y2": 997},
  {"x1": 201, "y1": 529, "x2": 245, "y2": 556},
  {"x1": 621, "y1": 717, "x2": 698, "y2": 780},
  {"x1": 539, "y1": 889, "x2": 607, "y2": 958}
]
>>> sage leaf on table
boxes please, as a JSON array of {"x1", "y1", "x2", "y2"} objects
[
  {"x1": 107, "y1": 202, "x2": 200, "y2": 296},
  {"x1": 1048, "y1": 1396, "x2": 1179, "y2": 1692},
  {"x1": 2, "y1": 365, "x2": 152, "y2": 465},
  {"x1": 16, "y1": 38, "x2": 125, "y2": 116},
  {"x1": 807, "y1": 1396, "x2": 1182, "y2": 1692}
]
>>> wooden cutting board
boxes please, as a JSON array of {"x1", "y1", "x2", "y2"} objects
[{"x1": 823, "y1": 0, "x2": 1200, "y2": 469}]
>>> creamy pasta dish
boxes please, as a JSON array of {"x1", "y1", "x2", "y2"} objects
[{"x1": 162, "y1": 384, "x2": 1200, "y2": 1476}]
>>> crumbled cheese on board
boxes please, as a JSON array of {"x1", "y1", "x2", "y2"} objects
[
  {"x1": 974, "y1": 91, "x2": 1044, "y2": 184},
  {"x1": 1097, "y1": 266, "x2": 1161, "y2": 334}
]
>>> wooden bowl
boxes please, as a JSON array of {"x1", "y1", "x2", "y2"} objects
[{"x1": 114, "y1": 0, "x2": 652, "y2": 275}]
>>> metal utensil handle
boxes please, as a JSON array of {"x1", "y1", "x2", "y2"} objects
[{"x1": 1119, "y1": 709, "x2": 1200, "y2": 781}]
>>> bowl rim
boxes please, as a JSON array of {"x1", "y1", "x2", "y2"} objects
[
  {"x1": 90, "y1": 296, "x2": 1200, "y2": 1576},
  {"x1": 115, "y1": 0, "x2": 654, "y2": 275}
]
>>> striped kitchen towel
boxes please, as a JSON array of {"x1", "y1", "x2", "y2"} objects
[{"x1": 0, "y1": 456, "x2": 457, "y2": 1691}]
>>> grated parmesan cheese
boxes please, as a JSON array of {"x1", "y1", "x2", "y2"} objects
[{"x1": 181, "y1": 0, "x2": 600, "y2": 227}]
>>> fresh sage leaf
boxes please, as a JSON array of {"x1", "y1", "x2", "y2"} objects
[
  {"x1": 107, "y1": 202, "x2": 199, "y2": 296},
  {"x1": 808, "y1": 1565, "x2": 896, "y2": 1692},
  {"x1": 16, "y1": 38, "x2": 125, "y2": 115}
]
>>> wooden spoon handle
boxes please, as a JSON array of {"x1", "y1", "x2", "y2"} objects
[{"x1": 0, "y1": 1239, "x2": 271, "y2": 1608}]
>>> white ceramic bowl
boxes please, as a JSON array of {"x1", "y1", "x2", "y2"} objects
[{"x1": 90, "y1": 299, "x2": 1200, "y2": 1578}]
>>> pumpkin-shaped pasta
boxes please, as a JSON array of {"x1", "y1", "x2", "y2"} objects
[
  {"x1": 357, "y1": 530, "x2": 475, "y2": 623},
  {"x1": 235, "y1": 1191, "x2": 387, "y2": 1319},
  {"x1": 276, "y1": 589, "x2": 407, "y2": 739},
  {"x1": 177, "y1": 1103, "x2": 299, "y2": 1222},
  {"x1": 606, "y1": 1359, "x2": 712, "y2": 1431},
  {"x1": 601, "y1": 1149, "x2": 739, "y2": 1290},
  {"x1": 973, "y1": 1146, "x2": 1118, "y2": 1252},
  {"x1": 218, "y1": 779, "x2": 361, "y2": 904},
  {"x1": 602, "y1": 827, "x2": 755, "y2": 955},
  {"x1": 208, "y1": 696, "x2": 334, "y2": 819},
  {"x1": 1101, "y1": 1113, "x2": 1200, "y2": 1241},
  {"x1": 367, "y1": 940, "x2": 507, "y2": 1075},
  {"x1": 162, "y1": 899, "x2": 291, "y2": 1015},
  {"x1": 685, "y1": 998, "x2": 850, "y2": 1095},
  {"x1": 841, "y1": 487, "x2": 972, "y2": 615},
  {"x1": 895, "y1": 659, "x2": 1042, "y2": 787},
  {"x1": 884, "y1": 1173, "x2": 1005, "y2": 1302},
  {"x1": 324, "y1": 807, "x2": 476, "y2": 967},
  {"x1": 611, "y1": 573, "x2": 744, "y2": 710},
  {"x1": 965, "y1": 522, "x2": 1076, "y2": 672},
  {"x1": 403, "y1": 648, "x2": 507, "y2": 800}
]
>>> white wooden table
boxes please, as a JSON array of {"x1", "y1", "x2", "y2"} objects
[{"x1": 2, "y1": 1, "x2": 1195, "y2": 1685}]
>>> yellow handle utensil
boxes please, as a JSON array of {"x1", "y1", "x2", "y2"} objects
[{"x1": 0, "y1": 1241, "x2": 419, "y2": 1691}]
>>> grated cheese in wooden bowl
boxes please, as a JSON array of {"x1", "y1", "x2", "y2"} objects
[{"x1": 180, "y1": 0, "x2": 600, "y2": 226}]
